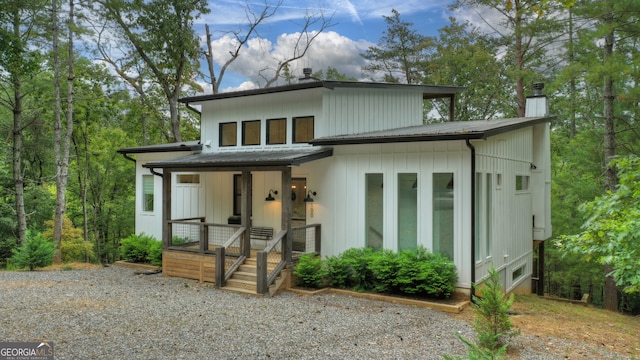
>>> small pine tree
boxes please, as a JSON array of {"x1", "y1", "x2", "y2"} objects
[
  {"x1": 473, "y1": 267, "x2": 519, "y2": 350},
  {"x1": 11, "y1": 231, "x2": 57, "y2": 271}
]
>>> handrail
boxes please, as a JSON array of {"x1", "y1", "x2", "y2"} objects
[
  {"x1": 257, "y1": 229, "x2": 287, "y2": 294},
  {"x1": 223, "y1": 226, "x2": 246, "y2": 248}
]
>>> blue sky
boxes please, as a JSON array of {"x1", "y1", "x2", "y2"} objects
[{"x1": 196, "y1": 0, "x2": 457, "y2": 92}]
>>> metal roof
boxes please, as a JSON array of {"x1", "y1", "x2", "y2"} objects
[
  {"x1": 310, "y1": 116, "x2": 555, "y2": 146},
  {"x1": 117, "y1": 140, "x2": 202, "y2": 154},
  {"x1": 142, "y1": 147, "x2": 333, "y2": 170},
  {"x1": 179, "y1": 80, "x2": 465, "y2": 103}
]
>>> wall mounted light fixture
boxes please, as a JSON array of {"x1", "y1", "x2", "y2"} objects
[
  {"x1": 303, "y1": 190, "x2": 317, "y2": 203},
  {"x1": 265, "y1": 189, "x2": 278, "y2": 201}
]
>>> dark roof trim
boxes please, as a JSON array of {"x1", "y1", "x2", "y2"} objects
[
  {"x1": 179, "y1": 81, "x2": 465, "y2": 103},
  {"x1": 142, "y1": 148, "x2": 333, "y2": 170},
  {"x1": 117, "y1": 140, "x2": 202, "y2": 155},
  {"x1": 310, "y1": 116, "x2": 555, "y2": 146}
]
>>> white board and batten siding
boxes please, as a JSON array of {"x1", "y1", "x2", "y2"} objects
[
  {"x1": 300, "y1": 141, "x2": 474, "y2": 289},
  {"x1": 135, "y1": 153, "x2": 205, "y2": 240},
  {"x1": 197, "y1": 86, "x2": 425, "y2": 153},
  {"x1": 474, "y1": 127, "x2": 536, "y2": 293}
]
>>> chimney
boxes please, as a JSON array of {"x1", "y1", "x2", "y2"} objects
[{"x1": 525, "y1": 82, "x2": 549, "y2": 117}]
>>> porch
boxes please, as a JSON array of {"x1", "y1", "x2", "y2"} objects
[{"x1": 162, "y1": 217, "x2": 321, "y2": 295}]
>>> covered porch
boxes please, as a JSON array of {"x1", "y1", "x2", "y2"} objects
[{"x1": 142, "y1": 148, "x2": 331, "y2": 295}]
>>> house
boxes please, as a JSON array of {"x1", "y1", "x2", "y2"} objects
[{"x1": 117, "y1": 77, "x2": 553, "y2": 297}]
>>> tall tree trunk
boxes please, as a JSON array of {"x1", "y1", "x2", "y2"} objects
[
  {"x1": 52, "y1": 0, "x2": 63, "y2": 262},
  {"x1": 514, "y1": 0, "x2": 525, "y2": 118},
  {"x1": 205, "y1": 24, "x2": 217, "y2": 94},
  {"x1": 568, "y1": 7, "x2": 577, "y2": 138},
  {"x1": 602, "y1": 11, "x2": 618, "y2": 312},
  {"x1": 12, "y1": 67, "x2": 26, "y2": 244}
]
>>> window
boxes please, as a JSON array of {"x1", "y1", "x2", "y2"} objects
[
  {"x1": 219, "y1": 122, "x2": 237, "y2": 147},
  {"x1": 516, "y1": 175, "x2": 530, "y2": 191},
  {"x1": 293, "y1": 116, "x2": 314, "y2": 143},
  {"x1": 242, "y1": 120, "x2": 261, "y2": 145},
  {"x1": 177, "y1": 174, "x2": 200, "y2": 184},
  {"x1": 485, "y1": 173, "x2": 492, "y2": 258},
  {"x1": 142, "y1": 175, "x2": 154, "y2": 212},
  {"x1": 512, "y1": 264, "x2": 525, "y2": 281},
  {"x1": 475, "y1": 172, "x2": 493, "y2": 262},
  {"x1": 267, "y1": 118, "x2": 287, "y2": 145},
  {"x1": 398, "y1": 173, "x2": 417, "y2": 251},
  {"x1": 433, "y1": 173, "x2": 454, "y2": 259},
  {"x1": 365, "y1": 173, "x2": 384, "y2": 251},
  {"x1": 475, "y1": 173, "x2": 482, "y2": 262},
  {"x1": 233, "y1": 174, "x2": 252, "y2": 216}
]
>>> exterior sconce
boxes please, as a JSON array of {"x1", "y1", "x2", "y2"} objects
[
  {"x1": 265, "y1": 189, "x2": 278, "y2": 201},
  {"x1": 303, "y1": 190, "x2": 317, "y2": 203}
]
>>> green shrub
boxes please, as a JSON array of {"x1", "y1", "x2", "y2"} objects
[
  {"x1": 323, "y1": 246, "x2": 458, "y2": 299},
  {"x1": 61, "y1": 237, "x2": 96, "y2": 263},
  {"x1": 10, "y1": 231, "x2": 56, "y2": 271},
  {"x1": 473, "y1": 267, "x2": 519, "y2": 350},
  {"x1": 148, "y1": 240, "x2": 163, "y2": 266},
  {"x1": 119, "y1": 233, "x2": 159, "y2": 263},
  {"x1": 294, "y1": 252, "x2": 327, "y2": 288},
  {"x1": 368, "y1": 249, "x2": 400, "y2": 293},
  {"x1": 395, "y1": 247, "x2": 457, "y2": 298}
]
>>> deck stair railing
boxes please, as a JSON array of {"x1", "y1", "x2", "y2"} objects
[
  {"x1": 215, "y1": 226, "x2": 246, "y2": 288},
  {"x1": 256, "y1": 230, "x2": 287, "y2": 294}
]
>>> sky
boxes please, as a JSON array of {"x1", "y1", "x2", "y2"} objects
[{"x1": 195, "y1": 0, "x2": 458, "y2": 92}]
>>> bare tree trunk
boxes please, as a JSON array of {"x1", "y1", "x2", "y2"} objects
[
  {"x1": 12, "y1": 70, "x2": 27, "y2": 244},
  {"x1": 602, "y1": 12, "x2": 618, "y2": 312},
  {"x1": 514, "y1": 1, "x2": 525, "y2": 118},
  {"x1": 568, "y1": 7, "x2": 577, "y2": 138},
  {"x1": 205, "y1": 24, "x2": 217, "y2": 94},
  {"x1": 52, "y1": 0, "x2": 63, "y2": 262}
]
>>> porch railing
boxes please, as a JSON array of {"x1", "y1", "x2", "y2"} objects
[{"x1": 256, "y1": 230, "x2": 287, "y2": 294}]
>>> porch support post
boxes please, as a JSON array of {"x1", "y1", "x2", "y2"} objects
[
  {"x1": 537, "y1": 241, "x2": 545, "y2": 296},
  {"x1": 241, "y1": 170, "x2": 252, "y2": 257},
  {"x1": 281, "y1": 167, "x2": 292, "y2": 263},
  {"x1": 215, "y1": 246, "x2": 225, "y2": 288},
  {"x1": 162, "y1": 171, "x2": 172, "y2": 249}
]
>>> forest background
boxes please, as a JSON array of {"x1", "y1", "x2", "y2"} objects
[{"x1": 1, "y1": 0, "x2": 639, "y2": 313}]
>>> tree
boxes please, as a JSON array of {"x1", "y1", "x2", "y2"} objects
[
  {"x1": 10, "y1": 230, "x2": 56, "y2": 270},
  {"x1": 0, "y1": 0, "x2": 47, "y2": 243},
  {"x1": 561, "y1": 155, "x2": 640, "y2": 294},
  {"x1": 450, "y1": 0, "x2": 564, "y2": 117},
  {"x1": 362, "y1": 9, "x2": 428, "y2": 84},
  {"x1": 96, "y1": 0, "x2": 209, "y2": 142},
  {"x1": 422, "y1": 18, "x2": 511, "y2": 122}
]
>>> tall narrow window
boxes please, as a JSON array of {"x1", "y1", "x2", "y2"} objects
[
  {"x1": 233, "y1": 174, "x2": 242, "y2": 216},
  {"x1": 475, "y1": 173, "x2": 482, "y2": 262},
  {"x1": 242, "y1": 120, "x2": 261, "y2": 145},
  {"x1": 142, "y1": 175, "x2": 154, "y2": 212},
  {"x1": 365, "y1": 174, "x2": 384, "y2": 250},
  {"x1": 220, "y1": 122, "x2": 237, "y2": 147},
  {"x1": 267, "y1": 118, "x2": 286, "y2": 145},
  {"x1": 486, "y1": 173, "x2": 492, "y2": 258},
  {"x1": 433, "y1": 173, "x2": 454, "y2": 259},
  {"x1": 398, "y1": 173, "x2": 417, "y2": 251},
  {"x1": 293, "y1": 116, "x2": 314, "y2": 143}
]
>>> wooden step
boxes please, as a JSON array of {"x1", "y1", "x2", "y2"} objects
[
  {"x1": 221, "y1": 286, "x2": 262, "y2": 297},
  {"x1": 233, "y1": 271, "x2": 257, "y2": 282},
  {"x1": 225, "y1": 278, "x2": 257, "y2": 292}
]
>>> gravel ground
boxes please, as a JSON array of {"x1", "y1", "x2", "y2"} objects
[{"x1": 0, "y1": 266, "x2": 631, "y2": 359}]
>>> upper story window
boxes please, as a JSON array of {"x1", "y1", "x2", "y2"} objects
[
  {"x1": 220, "y1": 122, "x2": 237, "y2": 147},
  {"x1": 242, "y1": 120, "x2": 261, "y2": 145},
  {"x1": 516, "y1": 175, "x2": 530, "y2": 191},
  {"x1": 293, "y1": 116, "x2": 314, "y2": 143},
  {"x1": 267, "y1": 118, "x2": 287, "y2": 145}
]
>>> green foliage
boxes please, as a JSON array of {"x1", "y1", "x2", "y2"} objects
[
  {"x1": 443, "y1": 334, "x2": 507, "y2": 360},
  {"x1": 119, "y1": 233, "x2": 160, "y2": 264},
  {"x1": 43, "y1": 215, "x2": 95, "y2": 263},
  {"x1": 0, "y1": 236, "x2": 17, "y2": 269},
  {"x1": 473, "y1": 268, "x2": 519, "y2": 350},
  {"x1": 10, "y1": 231, "x2": 56, "y2": 271},
  {"x1": 294, "y1": 253, "x2": 327, "y2": 289},
  {"x1": 323, "y1": 247, "x2": 458, "y2": 298},
  {"x1": 147, "y1": 240, "x2": 162, "y2": 266},
  {"x1": 395, "y1": 247, "x2": 458, "y2": 298},
  {"x1": 561, "y1": 155, "x2": 640, "y2": 293}
]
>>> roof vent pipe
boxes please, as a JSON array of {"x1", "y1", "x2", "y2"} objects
[
  {"x1": 533, "y1": 82, "x2": 545, "y2": 96},
  {"x1": 299, "y1": 68, "x2": 319, "y2": 81}
]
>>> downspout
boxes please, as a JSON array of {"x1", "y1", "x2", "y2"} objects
[
  {"x1": 149, "y1": 168, "x2": 163, "y2": 177},
  {"x1": 121, "y1": 153, "x2": 136, "y2": 163},
  {"x1": 184, "y1": 102, "x2": 201, "y2": 116},
  {"x1": 465, "y1": 138, "x2": 476, "y2": 303}
]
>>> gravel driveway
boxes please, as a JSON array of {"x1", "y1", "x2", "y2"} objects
[{"x1": 0, "y1": 266, "x2": 630, "y2": 359}]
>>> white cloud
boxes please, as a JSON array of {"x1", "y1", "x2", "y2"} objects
[{"x1": 209, "y1": 30, "x2": 372, "y2": 90}]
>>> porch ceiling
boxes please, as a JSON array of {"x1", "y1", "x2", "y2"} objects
[{"x1": 142, "y1": 147, "x2": 333, "y2": 171}]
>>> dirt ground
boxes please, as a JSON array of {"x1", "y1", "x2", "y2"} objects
[{"x1": 450, "y1": 294, "x2": 640, "y2": 358}]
